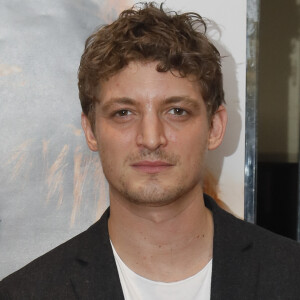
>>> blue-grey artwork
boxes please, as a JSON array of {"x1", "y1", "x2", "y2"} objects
[{"x1": 0, "y1": 0, "x2": 134, "y2": 279}]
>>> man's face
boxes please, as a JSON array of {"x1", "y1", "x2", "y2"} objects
[{"x1": 82, "y1": 61, "x2": 226, "y2": 207}]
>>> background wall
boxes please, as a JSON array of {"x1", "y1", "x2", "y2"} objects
[
  {"x1": 256, "y1": 0, "x2": 300, "y2": 241},
  {"x1": 258, "y1": 0, "x2": 300, "y2": 163},
  {"x1": 0, "y1": 0, "x2": 246, "y2": 279}
]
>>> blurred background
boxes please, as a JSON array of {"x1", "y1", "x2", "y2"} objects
[{"x1": 256, "y1": 0, "x2": 300, "y2": 241}]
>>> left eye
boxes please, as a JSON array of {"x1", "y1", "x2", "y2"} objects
[
  {"x1": 115, "y1": 110, "x2": 132, "y2": 117},
  {"x1": 168, "y1": 108, "x2": 187, "y2": 115}
]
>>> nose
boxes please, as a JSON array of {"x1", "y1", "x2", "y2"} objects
[{"x1": 136, "y1": 114, "x2": 167, "y2": 151}]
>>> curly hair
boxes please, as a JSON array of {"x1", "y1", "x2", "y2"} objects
[{"x1": 78, "y1": 2, "x2": 225, "y2": 126}]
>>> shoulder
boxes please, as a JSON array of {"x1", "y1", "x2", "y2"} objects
[
  {"x1": 206, "y1": 193, "x2": 300, "y2": 251},
  {"x1": 0, "y1": 234, "x2": 78, "y2": 299},
  {"x1": 0, "y1": 209, "x2": 111, "y2": 299},
  {"x1": 230, "y1": 211, "x2": 300, "y2": 294},
  {"x1": 207, "y1": 195, "x2": 300, "y2": 284},
  {"x1": 204, "y1": 195, "x2": 300, "y2": 298},
  {"x1": 223, "y1": 203, "x2": 300, "y2": 253},
  {"x1": 234, "y1": 211, "x2": 300, "y2": 266},
  {"x1": 216, "y1": 197, "x2": 300, "y2": 256}
]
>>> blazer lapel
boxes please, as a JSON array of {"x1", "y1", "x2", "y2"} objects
[
  {"x1": 68, "y1": 196, "x2": 260, "y2": 299},
  {"x1": 205, "y1": 196, "x2": 260, "y2": 300},
  {"x1": 69, "y1": 209, "x2": 124, "y2": 300}
]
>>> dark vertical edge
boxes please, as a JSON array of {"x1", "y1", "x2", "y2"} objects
[
  {"x1": 298, "y1": 7, "x2": 300, "y2": 241},
  {"x1": 296, "y1": 152, "x2": 300, "y2": 242},
  {"x1": 298, "y1": 73, "x2": 300, "y2": 242},
  {"x1": 245, "y1": 0, "x2": 260, "y2": 223}
]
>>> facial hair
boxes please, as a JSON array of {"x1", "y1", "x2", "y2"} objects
[{"x1": 108, "y1": 148, "x2": 199, "y2": 207}]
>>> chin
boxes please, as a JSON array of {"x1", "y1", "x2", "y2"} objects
[{"x1": 120, "y1": 182, "x2": 186, "y2": 207}]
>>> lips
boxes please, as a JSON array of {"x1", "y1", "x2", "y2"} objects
[{"x1": 131, "y1": 160, "x2": 173, "y2": 174}]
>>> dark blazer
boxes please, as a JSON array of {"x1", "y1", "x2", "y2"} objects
[{"x1": 1, "y1": 195, "x2": 300, "y2": 299}]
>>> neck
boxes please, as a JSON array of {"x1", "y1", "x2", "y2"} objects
[{"x1": 108, "y1": 186, "x2": 214, "y2": 282}]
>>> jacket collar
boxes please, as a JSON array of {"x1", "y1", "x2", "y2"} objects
[
  {"x1": 70, "y1": 208, "x2": 124, "y2": 299},
  {"x1": 71, "y1": 195, "x2": 259, "y2": 299},
  {"x1": 205, "y1": 195, "x2": 259, "y2": 299}
]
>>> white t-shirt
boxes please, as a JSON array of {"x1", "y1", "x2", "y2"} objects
[{"x1": 111, "y1": 242, "x2": 212, "y2": 300}]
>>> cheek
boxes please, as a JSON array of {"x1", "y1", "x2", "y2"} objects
[
  {"x1": 171, "y1": 128, "x2": 209, "y2": 170},
  {"x1": 97, "y1": 124, "x2": 135, "y2": 161},
  {"x1": 166, "y1": 130, "x2": 177, "y2": 143},
  {"x1": 166, "y1": 122, "x2": 209, "y2": 151}
]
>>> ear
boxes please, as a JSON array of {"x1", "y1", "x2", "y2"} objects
[
  {"x1": 208, "y1": 105, "x2": 227, "y2": 150},
  {"x1": 81, "y1": 113, "x2": 98, "y2": 152}
]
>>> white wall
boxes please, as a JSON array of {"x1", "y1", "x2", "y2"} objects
[{"x1": 163, "y1": 0, "x2": 246, "y2": 217}]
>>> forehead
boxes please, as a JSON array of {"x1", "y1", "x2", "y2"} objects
[{"x1": 98, "y1": 61, "x2": 204, "y2": 105}]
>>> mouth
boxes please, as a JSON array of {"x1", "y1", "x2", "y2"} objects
[{"x1": 131, "y1": 160, "x2": 174, "y2": 174}]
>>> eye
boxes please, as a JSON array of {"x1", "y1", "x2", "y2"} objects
[
  {"x1": 168, "y1": 108, "x2": 188, "y2": 116},
  {"x1": 115, "y1": 109, "x2": 132, "y2": 117}
]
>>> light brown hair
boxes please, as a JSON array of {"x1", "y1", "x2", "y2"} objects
[{"x1": 78, "y1": 2, "x2": 225, "y2": 127}]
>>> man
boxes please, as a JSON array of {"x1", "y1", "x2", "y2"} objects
[{"x1": 1, "y1": 2, "x2": 300, "y2": 299}]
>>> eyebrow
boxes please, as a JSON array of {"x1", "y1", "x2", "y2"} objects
[
  {"x1": 163, "y1": 96, "x2": 201, "y2": 110},
  {"x1": 100, "y1": 97, "x2": 137, "y2": 113},
  {"x1": 99, "y1": 95, "x2": 201, "y2": 112}
]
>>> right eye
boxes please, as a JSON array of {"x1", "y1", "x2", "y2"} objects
[
  {"x1": 168, "y1": 107, "x2": 188, "y2": 116},
  {"x1": 114, "y1": 110, "x2": 133, "y2": 117}
]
